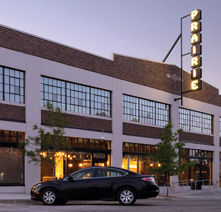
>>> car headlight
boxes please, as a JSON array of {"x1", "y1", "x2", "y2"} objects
[{"x1": 32, "y1": 183, "x2": 42, "y2": 194}]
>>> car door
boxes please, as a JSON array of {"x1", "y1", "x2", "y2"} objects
[
  {"x1": 94, "y1": 168, "x2": 126, "y2": 199},
  {"x1": 61, "y1": 168, "x2": 96, "y2": 200}
]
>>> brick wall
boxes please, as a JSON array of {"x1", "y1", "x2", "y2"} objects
[
  {"x1": 0, "y1": 103, "x2": 25, "y2": 122},
  {"x1": 114, "y1": 55, "x2": 221, "y2": 106},
  {"x1": 123, "y1": 122, "x2": 164, "y2": 138},
  {"x1": 41, "y1": 110, "x2": 112, "y2": 133},
  {"x1": 0, "y1": 25, "x2": 113, "y2": 76},
  {"x1": 182, "y1": 71, "x2": 221, "y2": 106},
  {"x1": 114, "y1": 55, "x2": 181, "y2": 95},
  {"x1": 179, "y1": 131, "x2": 213, "y2": 145}
]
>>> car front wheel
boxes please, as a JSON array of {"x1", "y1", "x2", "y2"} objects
[
  {"x1": 117, "y1": 187, "x2": 137, "y2": 205},
  {"x1": 41, "y1": 188, "x2": 58, "y2": 205}
]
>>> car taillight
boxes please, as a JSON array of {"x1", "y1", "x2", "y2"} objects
[{"x1": 142, "y1": 177, "x2": 155, "y2": 182}]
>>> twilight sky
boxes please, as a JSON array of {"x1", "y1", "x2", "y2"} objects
[{"x1": 0, "y1": 0, "x2": 220, "y2": 93}]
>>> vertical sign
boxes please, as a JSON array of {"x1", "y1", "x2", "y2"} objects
[{"x1": 190, "y1": 9, "x2": 202, "y2": 91}]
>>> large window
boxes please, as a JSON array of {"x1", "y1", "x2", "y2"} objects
[
  {"x1": 179, "y1": 148, "x2": 212, "y2": 185},
  {"x1": 41, "y1": 137, "x2": 111, "y2": 181},
  {"x1": 41, "y1": 76, "x2": 111, "y2": 118},
  {"x1": 123, "y1": 95, "x2": 170, "y2": 127},
  {"x1": 179, "y1": 108, "x2": 212, "y2": 134},
  {"x1": 122, "y1": 142, "x2": 165, "y2": 185},
  {"x1": 0, "y1": 130, "x2": 25, "y2": 185},
  {"x1": 0, "y1": 66, "x2": 25, "y2": 103}
]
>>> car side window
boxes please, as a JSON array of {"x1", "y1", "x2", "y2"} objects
[
  {"x1": 71, "y1": 168, "x2": 95, "y2": 179},
  {"x1": 96, "y1": 168, "x2": 126, "y2": 178}
]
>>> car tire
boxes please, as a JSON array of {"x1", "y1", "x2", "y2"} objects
[
  {"x1": 117, "y1": 187, "x2": 137, "y2": 205},
  {"x1": 41, "y1": 188, "x2": 58, "y2": 205}
]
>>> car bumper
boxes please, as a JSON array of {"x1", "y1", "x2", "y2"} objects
[
  {"x1": 30, "y1": 191, "x2": 41, "y2": 201},
  {"x1": 139, "y1": 190, "x2": 159, "y2": 199}
]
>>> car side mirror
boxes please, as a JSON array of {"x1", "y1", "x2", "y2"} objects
[{"x1": 68, "y1": 175, "x2": 74, "y2": 182}]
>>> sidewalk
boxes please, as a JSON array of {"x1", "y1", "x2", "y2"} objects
[
  {"x1": 1, "y1": 189, "x2": 221, "y2": 203},
  {"x1": 159, "y1": 188, "x2": 221, "y2": 200}
]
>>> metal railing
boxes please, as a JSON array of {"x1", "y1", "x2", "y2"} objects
[{"x1": 161, "y1": 179, "x2": 219, "y2": 195}]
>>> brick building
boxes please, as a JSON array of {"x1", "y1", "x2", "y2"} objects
[{"x1": 0, "y1": 25, "x2": 220, "y2": 193}]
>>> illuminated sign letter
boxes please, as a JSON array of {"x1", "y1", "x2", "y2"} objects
[
  {"x1": 191, "y1": 80, "x2": 202, "y2": 90},
  {"x1": 191, "y1": 9, "x2": 201, "y2": 21},
  {"x1": 191, "y1": 56, "x2": 202, "y2": 68},
  {"x1": 191, "y1": 57, "x2": 198, "y2": 67},
  {"x1": 191, "y1": 44, "x2": 202, "y2": 56},
  {"x1": 191, "y1": 68, "x2": 202, "y2": 79},
  {"x1": 191, "y1": 21, "x2": 201, "y2": 33},
  {"x1": 192, "y1": 45, "x2": 197, "y2": 55},
  {"x1": 191, "y1": 33, "x2": 202, "y2": 44}
]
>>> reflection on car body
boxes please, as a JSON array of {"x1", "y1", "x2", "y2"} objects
[{"x1": 31, "y1": 166, "x2": 159, "y2": 205}]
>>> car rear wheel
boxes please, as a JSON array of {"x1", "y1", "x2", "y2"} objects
[
  {"x1": 117, "y1": 187, "x2": 137, "y2": 205},
  {"x1": 41, "y1": 188, "x2": 58, "y2": 205}
]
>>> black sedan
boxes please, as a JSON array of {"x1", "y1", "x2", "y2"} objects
[{"x1": 31, "y1": 166, "x2": 159, "y2": 205}]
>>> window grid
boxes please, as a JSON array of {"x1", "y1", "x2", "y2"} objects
[
  {"x1": 123, "y1": 95, "x2": 170, "y2": 127},
  {"x1": 123, "y1": 142, "x2": 156, "y2": 154},
  {"x1": 179, "y1": 108, "x2": 212, "y2": 134},
  {"x1": 65, "y1": 137, "x2": 111, "y2": 150},
  {"x1": 0, "y1": 66, "x2": 25, "y2": 104},
  {"x1": 0, "y1": 130, "x2": 25, "y2": 144},
  {"x1": 91, "y1": 88, "x2": 111, "y2": 117},
  {"x1": 123, "y1": 95, "x2": 139, "y2": 122},
  {"x1": 41, "y1": 76, "x2": 111, "y2": 118},
  {"x1": 66, "y1": 83, "x2": 90, "y2": 115}
]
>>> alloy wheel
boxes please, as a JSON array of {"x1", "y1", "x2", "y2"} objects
[
  {"x1": 42, "y1": 189, "x2": 57, "y2": 205},
  {"x1": 118, "y1": 188, "x2": 136, "y2": 205}
]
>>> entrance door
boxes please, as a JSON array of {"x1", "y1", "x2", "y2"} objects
[{"x1": 190, "y1": 159, "x2": 202, "y2": 190}]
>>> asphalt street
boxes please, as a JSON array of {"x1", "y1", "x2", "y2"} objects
[{"x1": 0, "y1": 199, "x2": 221, "y2": 212}]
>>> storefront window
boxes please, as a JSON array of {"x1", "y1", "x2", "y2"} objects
[
  {"x1": 122, "y1": 155, "x2": 155, "y2": 175},
  {"x1": 0, "y1": 147, "x2": 24, "y2": 185},
  {"x1": 122, "y1": 143, "x2": 213, "y2": 186},
  {"x1": 179, "y1": 148, "x2": 213, "y2": 185},
  {"x1": 41, "y1": 137, "x2": 111, "y2": 182},
  {"x1": 66, "y1": 152, "x2": 92, "y2": 174},
  {"x1": 0, "y1": 130, "x2": 25, "y2": 185}
]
